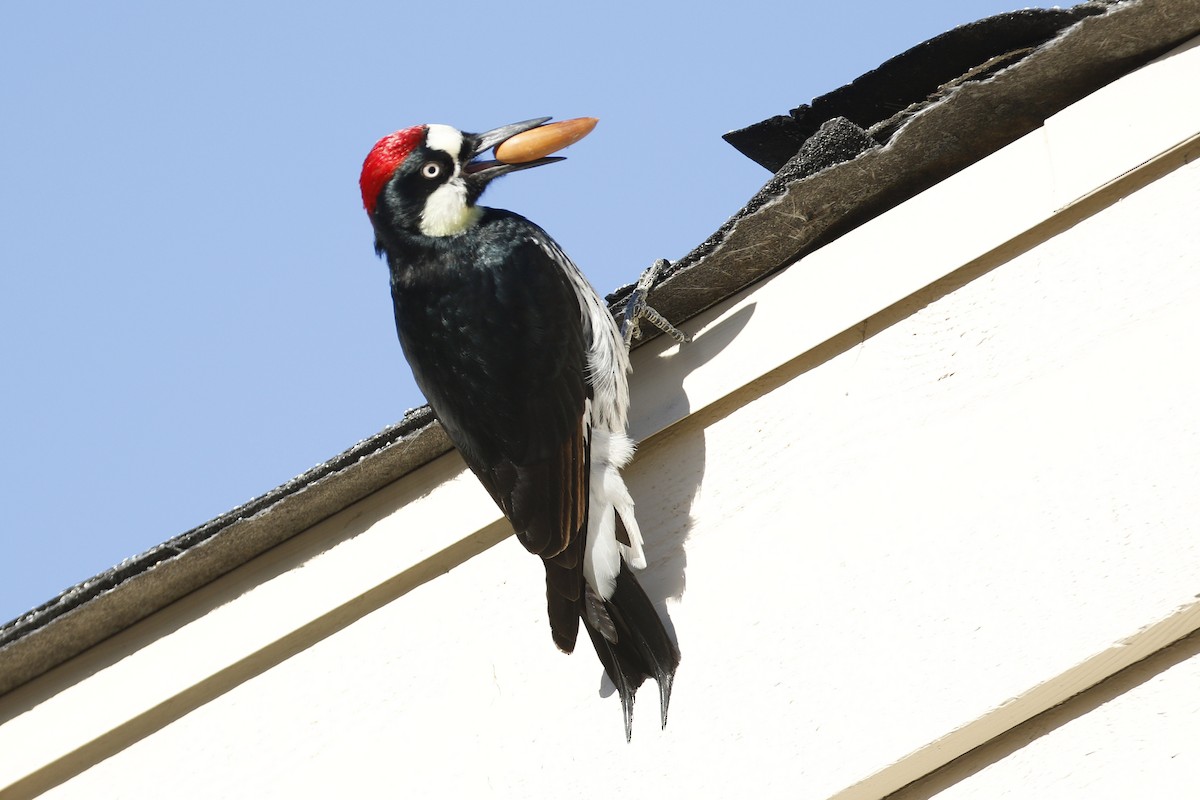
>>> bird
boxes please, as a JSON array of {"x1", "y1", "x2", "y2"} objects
[{"x1": 359, "y1": 117, "x2": 680, "y2": 739}]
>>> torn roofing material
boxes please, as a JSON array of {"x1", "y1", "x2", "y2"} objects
[
  {"x1": 723, "y1": 5, "x2": 1109, "y2": 173},
  {"x1": 606, "y1": 0, "x2": 1200, "y2": 331},
  {"x1": 3, "y1": 0, "x2": 1199, "y2": 697}
]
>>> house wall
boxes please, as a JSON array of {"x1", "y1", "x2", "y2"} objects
[{"x1": 4, "y1": 35, "x2": 1200, "y2": 800}]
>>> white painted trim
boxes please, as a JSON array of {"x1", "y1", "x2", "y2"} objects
[
  {"x1": 831, "y1": 603, "x2": 1200, "y2": 800},
  {"x1": 0, "y1": 455, "x2": 507, "y2": 792},
  {"x1": 2, "y1": 34, "x2": 1199, "y2": 797},
  {"x1": 1045, "y1": 36, "x2": 1200, "y2": 209}
]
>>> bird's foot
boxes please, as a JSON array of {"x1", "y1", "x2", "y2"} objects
[{"x1": 621, "y1": 259, "x2": 691, "y2": 350}]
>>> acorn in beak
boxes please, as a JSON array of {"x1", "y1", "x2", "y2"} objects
[{"x1": 465, "y1": 117, "x2": 599, "y2": 184}]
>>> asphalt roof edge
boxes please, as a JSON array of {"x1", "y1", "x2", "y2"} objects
[
  {"x1": 3, "y1": 0, "x2": 1198, "y2": 698},
  {"x1": 0, "y1": 408, "x2": 451, "y2": 695}
]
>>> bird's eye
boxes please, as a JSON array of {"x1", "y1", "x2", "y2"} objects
[{"x1": 421, "y1": 162, "x2": 443, "y2": 179}]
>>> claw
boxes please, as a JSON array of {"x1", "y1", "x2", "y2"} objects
[{"x1": 622, "y1": 259, "x2": 692, "y2": 349}]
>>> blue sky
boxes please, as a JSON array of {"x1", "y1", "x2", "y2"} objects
[{"x1": 1, "y1": 0, "x2": 1054, "y2": 624}]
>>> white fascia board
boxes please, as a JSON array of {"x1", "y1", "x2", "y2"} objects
[
  {"x1": 831, "y1": 605, "x2": 1200, "y2": 800},
  {"x1": 0, "y1": 454, "x2": 508, "y2": 792},
  {"x1": 630, "y1": 34, "x2": 1200, "y2": 442},
  {"x1": 1046, "y1": 36, "x2": 1200, "y2": 209},
  {"x1": 3, "y1": 34, "x2": 1199, "y2": 797}
]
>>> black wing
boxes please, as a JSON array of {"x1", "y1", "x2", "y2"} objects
[{"x1": 389, "y1": 211, "x2": 589, "y2": 649}]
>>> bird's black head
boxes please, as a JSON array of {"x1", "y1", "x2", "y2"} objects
[{"x1": 360, "y1": 119, "x2": 562, "y2": 254}]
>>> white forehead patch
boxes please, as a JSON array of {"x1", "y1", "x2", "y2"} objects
[{"x1": 424, "y1": 124, "x2": 465, "y2": 160}]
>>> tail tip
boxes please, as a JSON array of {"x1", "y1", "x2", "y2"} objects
[
  {"x1": 658, "y1": 673, "x2": 674, "y2": 729},
  {"x1": 620, "y1": 689, "x2": 634, "y2": 743}
]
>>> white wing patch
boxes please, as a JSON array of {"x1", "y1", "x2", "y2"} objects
[
  {"x1": 583, "y1": 428, "x2": 645, "y2": 600},
  {"x1": 527, "y1": 232, "x2": 643, "y2": 601}
]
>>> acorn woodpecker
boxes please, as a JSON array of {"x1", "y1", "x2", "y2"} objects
[{"x1": 360, "y1": 118, "x2": 680, "y2": 739}]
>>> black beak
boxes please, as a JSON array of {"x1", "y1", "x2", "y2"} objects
[
  {"x1": 472, "y1": 117, "x2": 550, "y2": 153},
  {"x1": 464, "y1": 117, "x2": 565, "y2": 185}
]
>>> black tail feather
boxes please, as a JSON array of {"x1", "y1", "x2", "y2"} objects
[
  {"x1": 583, "y1": 618, "x2": 644, "y2": 741},
  {"x1": 582, "y1": 561, "x2": 681, "y2": 739}
]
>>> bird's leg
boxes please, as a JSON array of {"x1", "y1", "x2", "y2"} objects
[{"x1": 621, "y1": 259, "x2": 691, "y2": 349}]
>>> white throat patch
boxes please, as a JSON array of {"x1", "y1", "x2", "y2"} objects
[{"x1": 420, "y1": 178, "x2": 481, "y2": 236}]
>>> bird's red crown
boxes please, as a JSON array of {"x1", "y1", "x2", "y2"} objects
[{"x1": 360, "y1": 125, "x2": 425, "y2": 217}]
